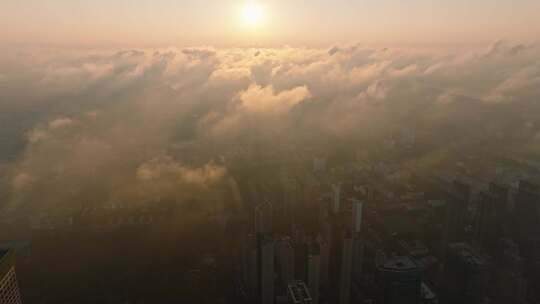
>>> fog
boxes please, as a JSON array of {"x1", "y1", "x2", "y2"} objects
[{"x1": 1, "y1": 41, "x2": 540, "y2": 213}]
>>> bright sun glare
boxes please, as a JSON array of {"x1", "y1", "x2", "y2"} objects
[{"x1": 242, "y1": 3, "x2": 265, "y2": 27}]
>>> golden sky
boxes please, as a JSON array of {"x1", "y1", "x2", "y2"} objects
[{"x1": 1, "y1": 0, "x2": 539, "y2": 47}]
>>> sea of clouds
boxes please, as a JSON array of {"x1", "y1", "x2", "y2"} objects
[{"x1": 1, "y1": 41, "x2": 539, "y2": 211}]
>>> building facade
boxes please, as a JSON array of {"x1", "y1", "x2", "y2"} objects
[
  {"x1": 0, "y1": 250, "x2": 22, "y2": 304},
  {"x1": 376, "y1": 256, "x2": 422, "y2": 304}
]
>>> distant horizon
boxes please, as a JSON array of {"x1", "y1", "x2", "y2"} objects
[
  {"x1": 2, "y1": 39, "x2": 535, "y2": 54},
  {"x1": 2, "y1": 0, "x2": 540, "y2": 48}
]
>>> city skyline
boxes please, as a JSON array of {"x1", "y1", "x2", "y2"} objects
[{"x1": 1, "y1": 1, "x2": 540, "y2": 303}]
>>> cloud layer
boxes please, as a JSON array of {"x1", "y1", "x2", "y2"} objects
[{"x1": 1, "y1": 41, "x2": 540, "y2": 212}]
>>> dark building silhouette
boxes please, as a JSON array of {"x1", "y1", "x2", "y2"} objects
[
  {"x1": 514, "y1": 181, "x2": 540, "y2": 246},
  {"x1": 307, "y1": 244, "x2": 321, "y2": 304},
  {"x1": 260, "y1": 235, "x2": 275, "y2": 304},
  {"x1": 278, "y1": 237, "x2": 295, "y2": 289},
  {"x1": 376, "y1": 255, "x2": 422, "y2": 304},
  {"x1": 288, "y1": 280, "x2": 312, "y2": 304},
  {"x1": 294, "y1": 239, "x2": 309, "y2": 283},
  {"x1": 241, "y1": 234, "x2": 259, "y2": 296},
  {"x1": 255, "y1": 201, "x2": 273, "y2": 235},
  {"x1": 488, "y1": 182, "x2": 510, "y2": 214},
  {"x1": 338, "y1": 231, "x2": 353, "y2": 304},
  {"x1": 444, "y1": 243, "x2": 488, "y2": 304},
  {"x1": 446, "y1": 180, "x2": 471, "y2": 241},
  {"x1": 474, "y1": 192, "x2": 498, "y2": 248},
  {"x1": 0, "y1": 250, "x2": 22, "y2": 304},
  {"x1": 493, "y1": 238, "x2": 527, "y2": 304}
]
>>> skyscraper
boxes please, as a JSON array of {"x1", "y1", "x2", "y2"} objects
[
  {"x1": 351, "y1": 200, "x2": 364, "y2": 281},
  {"x1": 255, "y1": 201, "x2": 273, "y2": 235},
  {"x1": 294, "y1": 238, "x2": 309, "y2": 283},
  {"x1": 474, "y1": 192, "x2": 497, "y2": 248},
  {"x1": 352, "y1": 200, "x2": 363, "y2": 233},
  {"x1": 439, "y1": 180, "x2": 471, "y2": 279},
  {"x1": 352, "y1": 237, "x2": 364, "y2": 281},
  {"x1": 445, "y1": 243, "x2": 489, "y2": 304},
  {"x1": 254, "y1": 201, "x2": 275, "y2": 304},
  {"x1": 279, "y1": 237, "x2": 295, "y2": 289},
  {"x1": 242, "y1": 234, "x2": 259, "y2": 294},
  {"x1": 494, "y1": 239, "x2": 527, "y2": 304},
  {"x1": 332, "y1": 184, "x2": 341, "y2": 214},
  {"x1": 313, "y1": 157, "x2": 327, "y2": 173},
  {"x1": 339, "y1": 231, "x2": 353, "y2": 304},
  {"x1": 376, "y1": 255, "x2": 422, "y2": 304},
  {"x1": 288, "y1": 280, "x2": 313, "y2": 304},
  {"x1": 0, "y1": 250, "x2": 22, "y2": 304},
  {"x1": 317, "y1": 236, "x2": 329, "y2": 288},
  {"x1": 260, "y1": 236, "x2": 275, "y2": 304},
  {"x1": 307, "y1": 244, "x2": 321, "y2": 304},
  {"x1": 446, "y1": 180, "x2": 471, "y2": 241},
  {"x1": 514, "y1": 180, "x2": 540, "y2": 248},
  {"x1": 489, "y1": 182, "x2": 510, "y2": 213}
]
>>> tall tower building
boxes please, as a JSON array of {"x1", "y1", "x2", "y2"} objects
[
  {"x1": 242, "y1": 234, "x2": 259, "y2": 294},
  {"x1": 444, "y1": 243, "x2": 489, "y2": 304},
  {"x1": 317, "y1": 236, "x2": 329, "y2": 288},
  {"x1": 294, "y1": 239, "x2": 309, "y2": 283},
  {"x1": 446, "y1": 180, "x2": 471, "y2": 241},
  {"x1": 313, "y1": 157, "x2": 327, "y2": 173},
  {"x1": 0, "y1": 250, "x2": 22, "y2": 304},
  {"x1": 439, "y1": 180, "x2": 471, "y2": 279},
  {"x1": 260, "y1": 236, "x2": 275, "y2": 304},
  {"x1": 307, "y1": 244, "x2": 321, "y2": 304},
  {"x1": 332, "y1": 184, "x2": 341, "y2": 214},
  {"x1": 514, "y1": 180, "x2": 540, "y2": 247},
  {"x1": 255, "y1": 201, "x2": 273, "y2": 235},
  {"x1": 351, "y1": 200, "x2": 364, "y2": 281},
  {"x1": 254, "y1": 201, "x2": 275, "y2": 304},
  {"x1": 494, "y1": 239, "x2": 527, "y2": 304},
  {"x1": 474, "y1": 192, "x2": 498, "y2": 248},
  {"x1": 282, "y1": 178, "x2": 300, "y2": 232},
  {"x1": 352, "y1": 200, "x2": 363, "y2": 234},
  {"x1": 352, "y1": 238, "x2": 364, "y2": 281},
  {"x1": 376, "y1": 256, "x2": 422, "y2": 304},
  {"x1": 339, "y1": 231, "x2": 353, "y2": 304},
  {"x1": 288, "y1": 280, "x2": 313, "y2": 304},
  {"x1": 489, "y1": 182, "x2": 510, "y2": 213},
  {"x1": 278, "y1": 238, "x2": 295, "y2": 289}
]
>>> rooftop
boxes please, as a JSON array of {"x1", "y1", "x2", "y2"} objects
[
  {"x1": 380, "y1": 256, "x2": 418, "y2": 272},
  {"x1": 288, "y1": 281, "x2": 312, "y2": 304},
  {"x1": 421, "y1": 282, "x2": 437, "y2": 300},
  {"x1": 449, "y1": 243, "x2": 487, "y2": 267}
]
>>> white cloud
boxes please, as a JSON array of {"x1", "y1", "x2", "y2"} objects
[
  {"x1": 238, "y1": 84, "x2": 311, "y2": 114},
  {"x1": 12, "y1": 172, "x2": 33, "y2": 191},
  {"x1": 26, "y1": 117, "x2": 75, "y2": 143},
  {"x1": 27, "y1": 128, "x2": 50, "y2": 144},
  {"x1": 136, "y1": 156, "x2": 226, "y2": 185},
  {"x1": 49, "y1": 117, "x2": 74, "y2": 129},
  {"x1": 3, "y1": 42, "x2": 540, "y2": 210}
]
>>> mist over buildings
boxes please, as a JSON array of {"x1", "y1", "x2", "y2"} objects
[{"x1": 1, "y1": 41, "x2": 540, "y2": 214}]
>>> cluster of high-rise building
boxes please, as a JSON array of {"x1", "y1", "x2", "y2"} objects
[
  {"x1": 231, "y1": 153, "x2": 540, "y2": 304},
  {"x1": 4, "y1": 146, "x2": 540, "y2": 303},
  {"x1": 236, "y1": 180, "x2": 369, "y2": 304}
]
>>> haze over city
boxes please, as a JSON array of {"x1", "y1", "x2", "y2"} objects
[{"x1": 1, "y1": 1, "x2": 540, "y2": 304}]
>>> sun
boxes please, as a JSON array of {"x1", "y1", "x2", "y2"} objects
[{"x1": 242, "y1": 3, "x2": 265, "y2": 27}]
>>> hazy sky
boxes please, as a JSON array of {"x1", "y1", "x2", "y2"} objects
[{"x1": 1, "y1": 0, "x2": 540, "y2": 47}]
